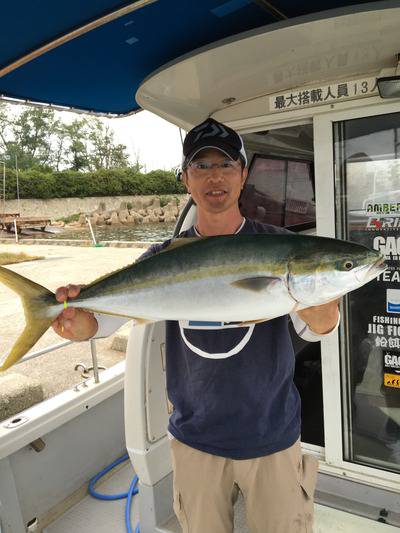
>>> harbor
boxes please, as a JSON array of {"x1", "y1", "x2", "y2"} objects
[{"x1": 0, "y1": 220, "x2": 175, "y2": 244}]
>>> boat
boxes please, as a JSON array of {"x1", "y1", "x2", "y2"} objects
[{"x1": 1, "y1": 1, "x2": 400, "y2": 531}]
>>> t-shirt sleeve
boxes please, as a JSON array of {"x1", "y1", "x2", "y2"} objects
[
  {"x1": 290, "y1": 310, "x2": 340, "y2": 342},
  {"x1": 92, "y1": 313, "x2": 130, "y2": 339}
]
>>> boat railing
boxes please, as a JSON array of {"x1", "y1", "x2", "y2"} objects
[{"x1": 14, "y1": 338, "x2": 103, "y2": 383}]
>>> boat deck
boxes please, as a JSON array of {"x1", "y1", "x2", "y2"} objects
[{"x1": 44, "y1": 462, "x2": 398, "y2": 533}]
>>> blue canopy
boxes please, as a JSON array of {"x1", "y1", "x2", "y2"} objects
[{"x1": 0, "y1": 0, "x2": 380, "y2": 115}]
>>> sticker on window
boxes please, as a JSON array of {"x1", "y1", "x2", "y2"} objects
[{"x1": 387, "y1": 289, "x2": 400, "y2": 313}]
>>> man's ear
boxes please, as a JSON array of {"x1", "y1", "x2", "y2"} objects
[
  {"x1": 182, "y1": 170, "x2": 190, "y2": 193},
  {"x1": 241, "y1": 167, "x2": 248, "y2": 189}
]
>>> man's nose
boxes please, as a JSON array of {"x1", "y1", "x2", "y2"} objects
[{"x1": 207, "y1": 165, "x2": 224, "y2": 179}]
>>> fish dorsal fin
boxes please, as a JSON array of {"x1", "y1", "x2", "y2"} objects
[
  {"x1": 231, "y1": 276, "x2": 281, "y2": 292},
  {"x1": 133, "y1": 237, "x2": 204, "y2": 265},
  {"x1": 162, "y1": 237, "x2": 203, "y2": 252}
]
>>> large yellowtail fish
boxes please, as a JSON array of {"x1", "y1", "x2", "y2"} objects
[{"x1": 0, "y1": 234, "x2": 386, "y2": 371}]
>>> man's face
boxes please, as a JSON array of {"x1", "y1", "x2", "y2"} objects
[{"x1": 182, "y1": 148, "x2": 247, "y2": 215}]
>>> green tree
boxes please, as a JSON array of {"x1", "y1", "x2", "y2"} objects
[
  {"x1": 131, "y1": 148, "x2": 144, "y2": 173},
  {"x1": 53, "y1": 122, "x2": 70, "y2": 172},
  {"x1": 0, "y1": 103, "x2": 22, "y2": 169},
  {"x1": 87, "y1": 118, "x2": 130, "y2": 170},
  {"x1": 0, "y1": 103, "x2": 12, "y2": 158},
  {"x1": 109, "y1": 143, "x2": 130, "y2": 168},
  {"x1": 0, "y1": 103, "x2": 133, "y2": 173},
  {"x1": 11, "y1": 106, "x2": 59, "y2": 169},
  {"x1": 63, "y1": 119, "x2": 90, "y2": 171}
]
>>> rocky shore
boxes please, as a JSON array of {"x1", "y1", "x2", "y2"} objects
[
  {"x1": 58, "y1": 195, "x2": 189, "y2": 229},
  {"x1": 3, "y1": 194, "x2": 189, "y2": 225}
]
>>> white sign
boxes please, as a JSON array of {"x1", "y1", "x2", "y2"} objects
[
  {"x1": 270, "y1": 77, "x2": 378, "y2": 111},
  {"x1": 387, "y1": 289, "x2": 400, "y2": 314}
]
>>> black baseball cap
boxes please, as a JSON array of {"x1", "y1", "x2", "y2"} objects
[{"x1": 182, "y1": 118, "x2": 247, "y2": 169}]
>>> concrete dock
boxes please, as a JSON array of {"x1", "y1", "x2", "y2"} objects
[{"x1": 0, "y1": 242, "x2": 148, "y2": 421}]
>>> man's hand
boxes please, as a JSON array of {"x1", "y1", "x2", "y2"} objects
[
  {"x1": 52, "y1": 284, "x2": 98, "y2": 341},
  {"x1": 296, "y1": 299, "x2": 340, "y2": 335}
]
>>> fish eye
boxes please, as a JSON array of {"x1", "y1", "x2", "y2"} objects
[{"x1": 336, "y1": 259, "x2": 355, "y2": 271}]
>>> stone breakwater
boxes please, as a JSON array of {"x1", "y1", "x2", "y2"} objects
[
  {"x1": 3, "y1": 194, "x2": 189, "y2": 223},
  {"x1": 68, "y1": 195, "x2": 188, "y2": 228}
]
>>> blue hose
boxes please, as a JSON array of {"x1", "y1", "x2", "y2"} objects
[
  {"x1": 89, "y1": 453, "x2": 140, "y2": 532},
  {"x1": 126, "y1": 474, "x2": 140, "y2": 533}
]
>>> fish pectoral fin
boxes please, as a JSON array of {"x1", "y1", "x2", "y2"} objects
[
  {"x1": 237, "y1": 318, "x2": 271, "y2": 327},
  {"x1": 231, "y1": 276, "x2": 281, "y2": 292}
]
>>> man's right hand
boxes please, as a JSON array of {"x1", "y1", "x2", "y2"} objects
[{"x1": 52, "y1": 284, "x2": 99, "y2": 341}]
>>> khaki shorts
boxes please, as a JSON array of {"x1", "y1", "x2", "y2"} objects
[{"x1": 170, "y1": 438, "x2": 318, "y2": 533}]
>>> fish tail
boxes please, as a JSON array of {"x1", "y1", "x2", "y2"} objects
[{"x1": 0, "y1": 266, "x2": 55, "y2": 371}]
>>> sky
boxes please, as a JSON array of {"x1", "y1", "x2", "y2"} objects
[{"x1": 108, "y1": 110, "x2": 184, "y2": 172}]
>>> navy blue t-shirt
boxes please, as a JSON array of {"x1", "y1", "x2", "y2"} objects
[{"x1": 144, "y1": 219, "x2": 301, "y2": 459}]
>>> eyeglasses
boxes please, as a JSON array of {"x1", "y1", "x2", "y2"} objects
[{"x1": 187, "y1": 160, "x2": 240, "y2": 174}]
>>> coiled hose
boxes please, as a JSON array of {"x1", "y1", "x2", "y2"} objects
[{"x1": 89, "y1": 453, "x2": 140, "y2": 533}]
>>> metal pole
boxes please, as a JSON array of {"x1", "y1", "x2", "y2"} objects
[
  {"x1": 90, "y1": 339, "x2": 100, "y2": 383},
  {"x1": 86, "y1": 216, "x2": 97, "y2": 245},
  {"x1": 13, "y1": 218, "x2": 18, "y2": 243},
  {"x1": 15, "y1": 154, "x2": 20, "y2": 214},
  {"x1": 15, "y1": 340, "x2": 73, "y2": 365},
  {"x1": 0, "y1": 160, "x2": 5, "y2": 215}
]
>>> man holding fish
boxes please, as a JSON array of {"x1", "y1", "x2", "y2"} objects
[
  {"x1": 0, "y1": 119, "x2": 386, "y2": 532},
  {"x1": 53, "y1": 118, "x2": 339, "y2": 533}
]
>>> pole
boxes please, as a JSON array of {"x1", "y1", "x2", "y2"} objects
[
  {"x1": 15, "y1": 154, "x2": 20, "y2": 214},
  {"x1": 90, "y1": 339, "x2": 100, "y2": 383},
  {"x1": 0, "y1": 160, "x2": 5, "y2": 215},
  {"x1": 13, "y1": 218, "x2": 18, "y2": 243},
  {"x1": 86, "y1": 216, "x2": 97, "y2": 246}
]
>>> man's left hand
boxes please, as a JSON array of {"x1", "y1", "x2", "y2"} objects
[{"x1": 296, "y1": 299, "x2": 340, "y2": 335}]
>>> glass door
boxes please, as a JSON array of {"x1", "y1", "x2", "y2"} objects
[
  {"x1": 334, "y1": 112, "x2": 400, "y2": 473},
  {"x1": 314, "y1": 102, "x2": 400, "y2": 485}
]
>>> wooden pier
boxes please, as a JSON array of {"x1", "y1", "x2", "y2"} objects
[{"x1": 0, "y1": 214, "x2": 51, "y2": 233}]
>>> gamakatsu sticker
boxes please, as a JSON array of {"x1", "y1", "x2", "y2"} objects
[{"x1": 384, "y1": 374, "x2": 400, "y2": 388}]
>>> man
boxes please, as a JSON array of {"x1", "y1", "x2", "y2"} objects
[{"x1": 53, "y1": 118, "x2": 339, "y2": 533}]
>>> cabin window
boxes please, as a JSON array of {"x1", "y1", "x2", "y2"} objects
[
  {"x1": 240, "y1": 124, "x2": 324, "y2": 448},
  {"x1": 334, "y1": 112, "x2": 400, "y2": 474},
  {"x1": 240, "y1": 125, "x2": 315, "y2": 232}
]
